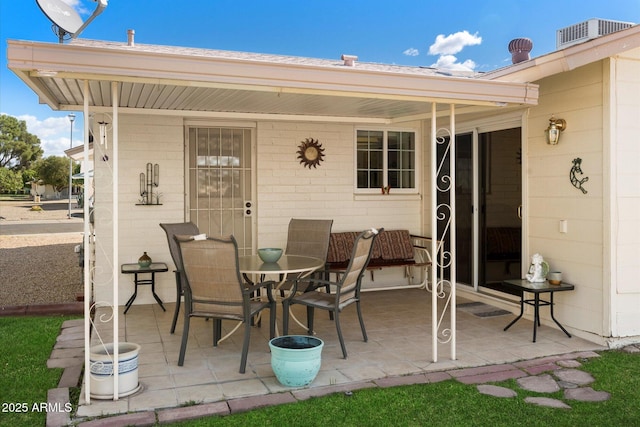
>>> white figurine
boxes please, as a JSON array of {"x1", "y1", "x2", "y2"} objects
[{"x1": 526, "y1": 253, "x2": 548, "y2": 283}]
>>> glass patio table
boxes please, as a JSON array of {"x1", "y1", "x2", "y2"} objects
[
  {"x1": 239, "y1": 254, "x2": 325, "y2": 333},
  {"x1": 238, "y1": 255, "x2": 324, "y2": 277}
]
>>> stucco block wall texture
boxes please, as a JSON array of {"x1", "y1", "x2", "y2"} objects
[
  {"x1": 94, "y1": 117, "x2": 426, "y2": 304},
  {"x1": 94, "y1": 114, "x2": 185, "y2": 306},
  {"x1": 256, "y1": 121, "x2": 422, "y2": 243}
]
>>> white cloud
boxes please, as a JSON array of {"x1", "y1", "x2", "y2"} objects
[
  {"x1": 426, "y1": 30, "x2": 481, "y2": 71},
  {"x1": 41, "y1": 136, "x2": 72, "y2": 159},
  {"x1": 428, "y1": 30, "x2": 482, "y2": 56},
  {"x1": 16, "y1": 114, "x2": 80, "y2": 158},
  {"x1": 403, "y1": 48, "x2": 420, "y2": 57},
  {"x1": 431, "y1": 55, "x2": 477, "y2": 72}
]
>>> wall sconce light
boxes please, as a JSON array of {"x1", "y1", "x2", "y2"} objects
[
  {"x1": 138, "y1": 163, "x2": 161, "y2": 205},
  {"x1": 546, "y1": 115, "x2": 566, "y2": 145}
]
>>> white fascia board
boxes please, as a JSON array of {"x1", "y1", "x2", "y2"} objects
[{"x1": 8, "y1": 39, "x2": 538, "y2": 107}]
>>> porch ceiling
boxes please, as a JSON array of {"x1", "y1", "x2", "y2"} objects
[
  {"x1": 21, "y1": 77, "x2": 470, "y2": 119},
  {"x1": 7, "y1": 38, "x2": 539, "y2": 122}
]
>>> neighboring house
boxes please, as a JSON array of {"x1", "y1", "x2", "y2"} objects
[
  {"x1": 29, "y1": 181, "x2": 56, "y2": 199},
  {"x1": 7, "y1": 19, "x2": 639, "y2": 353},
  {"x1": 65, "y1": 143, "x2": 94, "y2": 206}
]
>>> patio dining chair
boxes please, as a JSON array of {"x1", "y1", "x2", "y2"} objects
[
  {"x1": 280, "y1": 218, "x2": 333, "y2": 295},
  {"x1": 176, "y1": 234, "x2": 276, "y2": 373},
  {"x1": 160, "y1": 222, "x2": 200, "y2": 334},
  {"x1": 282, "y1": 228, "x2": 382, "y2": 359}
]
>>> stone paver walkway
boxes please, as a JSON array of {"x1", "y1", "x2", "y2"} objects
[
  {"x1": 477, "y1": 358, "x2": 611, "y2": 409},
  {"x1": 45, "y1": 319, "x2": 639, "y2": 427}
]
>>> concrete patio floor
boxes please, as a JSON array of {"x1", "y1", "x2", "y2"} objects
[{"x1": 77, "y1": 287, "x2": 604, "y2": 419}]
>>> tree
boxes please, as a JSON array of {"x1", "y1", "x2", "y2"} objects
[
  {"x1": 0, "y1": 167, "x2": 23, "y2": 193},
  {"x1": 34, "y1": 156, "x2": 73, "y2": 194},
  {"x1": 21, "y1": 168, "x2": 38, "y2": 188},
  {"x1": 0, "y1": 114, "x2": 43, "y2": 170}
]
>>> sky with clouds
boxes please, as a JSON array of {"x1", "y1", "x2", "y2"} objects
[{"x1": 1, "y1": 0, "x2": 638, "y2": 157}]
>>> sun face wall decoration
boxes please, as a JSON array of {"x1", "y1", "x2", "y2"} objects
[{"x1": 296, "y1": 138, "x2": 325, "y2": 168}]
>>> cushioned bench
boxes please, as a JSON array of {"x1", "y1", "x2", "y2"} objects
[{"x1": 326, "y1": 229, "x2": 432, "y2": 288}]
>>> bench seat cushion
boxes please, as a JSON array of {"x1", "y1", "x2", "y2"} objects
[
  {"x1": 327, "y1": 230, "x2": 415, "y2": 267},
  {"x1": 376, "y1": 229, "x2": 414, "y2": 260}
]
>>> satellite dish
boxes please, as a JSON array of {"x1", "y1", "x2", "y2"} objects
[
  {"x1": 36, "y1": 0, "x2": 83, "y2": 38},
  {"x1": 36, "y1": 0, "x2": 108, "y2": 43}
]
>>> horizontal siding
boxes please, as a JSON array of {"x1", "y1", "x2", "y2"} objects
[{"x1": 526, "y1": 61, "x2": 605, "y2": 337}]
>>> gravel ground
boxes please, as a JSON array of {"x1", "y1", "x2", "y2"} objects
[{"x1": 1, "y1": 199, "x2": 83, "y2": 307}]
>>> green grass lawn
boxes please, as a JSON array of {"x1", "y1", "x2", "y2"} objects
[
  {"x1": 0, "y1": 316, "x2": 78, "y2": 427},
  {"x1": 167, "y1": 349, "x2": 640, "y2": 426},
  {"x1": 1, "y1": 315, "x2": 638, "y2": 427}
]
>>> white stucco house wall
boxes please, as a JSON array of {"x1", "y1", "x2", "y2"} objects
[{"x1": 7, "y1": 20, "x2": 639, "y2": 352}]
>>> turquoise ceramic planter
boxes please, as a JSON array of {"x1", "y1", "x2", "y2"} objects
[{"x1": 269, "y1": 335, "x2": 324, "y2": 387}]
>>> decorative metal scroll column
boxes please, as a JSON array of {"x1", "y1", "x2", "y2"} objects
[{"x1": 430, "y1": 103, "x2": 457, "y2": 362}]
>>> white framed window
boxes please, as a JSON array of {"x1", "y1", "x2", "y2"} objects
[{"x1": 355, "y1": 129, "x2": 417, "y2": 193}]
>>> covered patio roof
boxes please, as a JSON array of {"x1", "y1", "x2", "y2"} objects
[
  {"x1": 7, "y1": 38, "x2": 538, "y2": 121},
  {"x1": 7, "y1": 37, "x2": 541, "y2": 403}
]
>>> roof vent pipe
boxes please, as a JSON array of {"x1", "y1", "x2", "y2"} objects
[
  {"x1": 127, "y1": 29, "x2": 135, "y2": 47},
  {"x1": 341, "y1": 54, "x2": 358, "y2": 66},
  {"x1": 508, "y1": 38, "x2": 533, "y2": 64}
]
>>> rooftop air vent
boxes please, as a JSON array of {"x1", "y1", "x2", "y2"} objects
[
  {"x1": 556, "y1": 18, "x2": 635, "y2": 50},
  {"x1": 508, "y1": 38, "x2": 533, "y2": 64}
]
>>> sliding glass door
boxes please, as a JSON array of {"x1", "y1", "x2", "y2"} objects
[
  {"x1": 437, "y1": 127, "x2": 522, "y2": 290},
  {"x1": 479, "y1": 128, "x2": 522, "y2": 290}
]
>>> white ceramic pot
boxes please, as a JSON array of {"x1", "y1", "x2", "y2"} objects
[
  {"x1": 548, "y1": 271, "x2": 562, "y2": 285},
  {"x1": 89, "y1": 342, "x2": 141, "y2": 399}
]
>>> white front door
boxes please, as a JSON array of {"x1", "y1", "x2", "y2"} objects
[{"x1": 187, "y1": 126, "x2": 254, "y2": 254}]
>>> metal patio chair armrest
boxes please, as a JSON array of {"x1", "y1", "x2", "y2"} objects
[{"x1": 244, "y1": 280, "x2": 276, "y2": 303}]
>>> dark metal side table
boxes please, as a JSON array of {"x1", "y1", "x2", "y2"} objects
[
  {"x1": 502, "y1": 279, "x2": 575, "y2": 342},
  {"x1": 121, "y1": 262, "x2": 168, "y2": 314}
]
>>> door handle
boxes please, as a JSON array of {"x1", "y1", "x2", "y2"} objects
[{"x1": 517, "y1": 205, "x2": 522, "y2": 219}]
